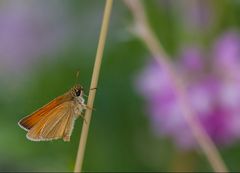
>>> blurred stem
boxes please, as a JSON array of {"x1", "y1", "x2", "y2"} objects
[
  {"x1": 123, "y1": 0, "x2": 228, "y2": 172},
  {"x1": 74, "y1": 0, "x2": 113, "y2": 172}
]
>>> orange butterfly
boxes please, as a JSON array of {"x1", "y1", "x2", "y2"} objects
[{"x1": 18, "y1": 84, "x2": 89, "y2": 142}]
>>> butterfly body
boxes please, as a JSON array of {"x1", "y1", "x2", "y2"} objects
[{"x1": 18, "y1": 84, "x2": 87, "y2": 142}]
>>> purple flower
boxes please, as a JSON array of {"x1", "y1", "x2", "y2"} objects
[{"x1": 136, "y1": 30, "x2": 240, "y2": 149}]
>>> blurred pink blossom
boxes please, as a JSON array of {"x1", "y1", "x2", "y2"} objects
[{"x1": 136, "y1": 30, "x2": 240, "y2": 149}]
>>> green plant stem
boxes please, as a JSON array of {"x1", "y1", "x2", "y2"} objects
[
  {"x1": 123, "y1": 0, "x2": 228, "y2": 172},
  {"x1": 74, "y1": 0, "x2": 113, "y2": 172}
]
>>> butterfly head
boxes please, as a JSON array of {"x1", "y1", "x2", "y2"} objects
[{"x1": 71, "y1": 84, "x2": 84, "y2": 97}]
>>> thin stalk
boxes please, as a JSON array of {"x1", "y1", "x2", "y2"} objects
[
  {"x1": 123, "y1": 0, "x2": 228, "y2": 172},
  {"x1": 74, "y1": 0, "x2": 113, "y2": 172}
]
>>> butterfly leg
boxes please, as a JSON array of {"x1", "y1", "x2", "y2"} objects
[
  {"x1": 80, "y1": 113, "x2": 87, "y2": 124},
  {"x1": 82, "y1": 103, "x2": 95, "y2": 111},
  {"x1": 74, "y1": 107, "x2": 88, "y2": 124}
]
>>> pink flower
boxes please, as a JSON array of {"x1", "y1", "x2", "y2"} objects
[{"x1": 136, "y1": 30, "x2": 240, "y2": 149}]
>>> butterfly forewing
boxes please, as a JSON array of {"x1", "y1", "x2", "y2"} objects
[{"x1": 18, "y1": 94, "x2": 69, "y2": 131}]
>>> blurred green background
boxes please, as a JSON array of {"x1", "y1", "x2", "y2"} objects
[{"x1": 1, "y1": 0, "x2": 240, "y2": 172}]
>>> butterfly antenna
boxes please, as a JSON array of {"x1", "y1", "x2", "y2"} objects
[{"x1": 75, "y1": 70, "x2": 80, "y2": 84}]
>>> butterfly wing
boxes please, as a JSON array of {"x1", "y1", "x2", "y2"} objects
[
  {"x1": 18, "y1": 94, "x2": 70, "y2": 131},
  {"x1": 26, "y1": 101, "x2": 77, "y2": 141},
  {"x1": 62, "y1": 110, "x2": 76, "y2": 141}
]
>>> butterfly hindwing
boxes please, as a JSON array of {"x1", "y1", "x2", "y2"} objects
[{"x1": 26, "y1": 101, "x2": 76, "y2": 141}]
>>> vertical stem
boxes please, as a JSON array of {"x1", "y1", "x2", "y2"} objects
[
  {"x1": 124, "y1": 0, "x2": 228, "y2": 172},
  {"x1": 74, "y1": 0, "x2": 113, "y2": 172}
]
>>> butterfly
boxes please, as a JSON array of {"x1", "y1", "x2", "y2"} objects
[{"x1": 18, "y1": 84, "x2": 90, "y2": 142}]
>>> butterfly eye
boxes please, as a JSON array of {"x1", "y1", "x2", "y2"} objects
[{"x1": 75, "y1": 89, "x2": 81, "y2": 96}]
